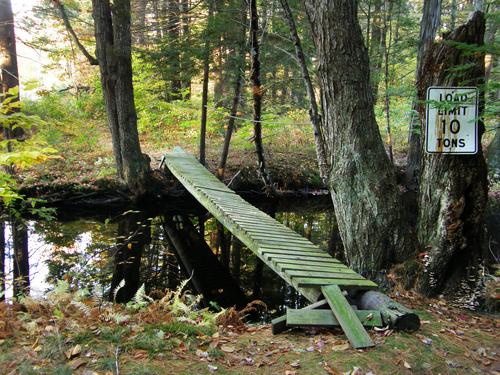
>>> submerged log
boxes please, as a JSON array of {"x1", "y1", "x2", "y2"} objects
[{"x1": 357, "y1": 291, "x2": 420, "y2": 331}]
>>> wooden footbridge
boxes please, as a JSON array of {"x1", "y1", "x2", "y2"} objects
[{"x1": 164, "y1": 147, "x2": 419, "y2": 349}]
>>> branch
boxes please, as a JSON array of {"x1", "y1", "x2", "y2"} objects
[{"x1": 52, "y1": 0, "x2": 98, "y2": 66}]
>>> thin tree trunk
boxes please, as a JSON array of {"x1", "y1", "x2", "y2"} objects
[
  {"x1": 279, "y1": 0, "x2": 329, "y2": 180},
  {"x1": 0, "y1": 0, "x2": 23, "y2": 145},
  {"x1": 199, "y1": 0, "x2": 213, "y2": 166},
  {"x1": 217, "y1": 0, "x2": 247, "y2": 179},
  {"x1": 369, "y1": 0, "x2": 384, "y2": 101},
  {"x1": 52, "y1": 0, "x2": 99, "y2": 64},
  {"x1": 250, "y1": 0, "x2": 273, "y2": 190},
  {"x1": 451, "y1": 0, "x2": 457, "y2": 30},
  {"x1": 304, "y1": 0, "x2": 412, "y2": 275},
  {"x1": 181, "y1": 0, "x2": 191, "y2": 98},
  {"x1": 168, "y1": 0, "x2": 182, "y2": 100},
  {"x1": 406, "y1": 0, "x2": 441, "y2": 191},
  {"x1": 132, "y1": 0, "x2": 148, "y2": 46},
  {"x1": 92, "y1": 0, "x2": 150, "y2": 196},
  {"x1": 417, "y1": 12, "x2": 488, "y2": 297},
  {"x1": 12, "y1": 220, "x2": 29, "y2": 298},
  {"x1": 383, "y1": 0, "x2": 394, "y2": 163}
]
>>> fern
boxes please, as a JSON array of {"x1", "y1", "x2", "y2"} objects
[{"x1": 70, "y1": 300, "x2": 91, "y2": 317}]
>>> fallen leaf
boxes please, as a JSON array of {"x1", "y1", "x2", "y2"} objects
[
  {"x1": 291, "y1": 360, "x2": 300, "y2": 368},
  {"x1": 332, "y1": 343, "x2": 349, "y2": 352},
  {"x1": 404, "y1": 361, "x2": 411, "y2": 369},
  {"x1": 65, "y1": 344, "x2": 82, "y2": 359},
  {"x1": 70, "y1": 358, "x2": 87, "y2": 370},
  {"x1": 221, "y1": 344, "x2": 235, "y2": 353},
  {"x1": 285, "y1": 371, "x2": 296, "y2": 375}
]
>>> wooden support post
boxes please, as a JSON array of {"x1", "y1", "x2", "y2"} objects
[
  {"x1": 321, "y1": 285, "x2": 374, "y2": 349},
  {"x1": 271, "y1": 299, "x2": 328, "y2": 334},
  {"x1": 286, "y1": 309, "x2": 382, "y2": 328},
  {"x1": 356, "y1": 291, "x2": 420, "y2": 331}
]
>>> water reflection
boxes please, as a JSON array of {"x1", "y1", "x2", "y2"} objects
[{"x1": 0, "y1": 196, "x2": 339, "y2": 319}]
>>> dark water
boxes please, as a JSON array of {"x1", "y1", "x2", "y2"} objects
[{"x1": 2, "y1": 195, "x2": 341, "y2": 320}]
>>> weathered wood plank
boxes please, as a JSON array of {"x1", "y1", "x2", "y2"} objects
[
  {"x1": 264, "y1": 253, "x2": 341, "y2": 264},
  {"x1": 321, "y1": 285, "x2": 374, "y2": 349},
  {"x1": 276, "y1": 262, "x2": 352, "y2": 273},
  {"x1": 286, "y1": 309, "x2": 382, "y2": 328},
  {"x1": 287, "y1": 270, "x2": 366, "y2": 280},
  {"x1": 296, "y1": 278, "x2": 378, "y2": 289},
  {"x1": 271, "y1": 299, "x2": 329, "y2": 334}
]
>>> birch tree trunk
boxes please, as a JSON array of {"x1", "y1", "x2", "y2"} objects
[
  {"x1": 417, "y1": 12, "x2": 488, "y2": 297},
  {"x1": 304, "y1": 0, "x2": 413, "y2": 276}
]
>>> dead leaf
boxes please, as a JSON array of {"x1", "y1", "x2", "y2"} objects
[
  {"x1": 65, "y1": 344, "x2": 82, "y2": 359},
  {"x1": 70, "y1": 358, "x2": 87, "y2": 370},
  {"x1": 290, "y1": 360, "x2": 300, "y2": 368},
  {"x1": 332, "y1": 343, "x2": 349, "y2": 352},
  {"x1": 404, "y1": 361, "x2": 411, "y2": 369},
  {"x1": 285, "y1": 371, "x2": 296, "y2": 375},
  {"x1": 221, "y1": 344, "x2": 235, "y2": 353}
]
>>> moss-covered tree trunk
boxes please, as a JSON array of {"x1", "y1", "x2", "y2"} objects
[
  {"x1": 303, "y1": 0, "x2": 413, "y2": 277},
  {"x1": 417, "y1": 12, "x2": 488, "y2": 297}
]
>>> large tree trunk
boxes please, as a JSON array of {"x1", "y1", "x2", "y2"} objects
[
  {"x1": 406, "y1": 0, "x2": 441, "y2": 191},
  {"x1": 0, "y1": 0, "x2": 23, "y2": 144},
  {"x1": 304, "y1": 0, "x2": 412, "y2": 276},
  {"x1": 92, "y1": 0, "x2": 150, "y2": 196},
  {"x1": 417, "y1": 12, "x2": 488, "y2": 297},
  {"x1": 12, "y1": 221, "x2": 29, "y2": 297}
]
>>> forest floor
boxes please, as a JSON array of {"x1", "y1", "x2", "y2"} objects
[{"x1": 0, "y1": 290, "x2": 499, "y2": 375}]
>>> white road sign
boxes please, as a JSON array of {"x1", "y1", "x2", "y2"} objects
[{"x1": 425, "y1": 86, "x2": 478, "y2": 154}]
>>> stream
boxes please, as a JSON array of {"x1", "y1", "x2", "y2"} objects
[{"x1": 2, "y1": 195, "x2": 342, "y2": 320}]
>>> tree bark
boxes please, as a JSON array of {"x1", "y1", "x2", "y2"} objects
[
  {"x1": 199, "y1": 0, "x2": 214, "y2": 166},
  {"x1": 369, "y1": 0, "x2": 384, "y2": 101},
  {"x1": 92, "y1": 0, "x2": 150, "y2": 196},
  {"x1": 0, "y1": 0, "x2": 23, "y2": 144},
  {"x1": 217, "y1": 0, "x2": 247, "y2": 179},
  {"x1": 406, "y1": 0, "x2": 441, "y2": 191},
  {"x1": 279, "y1": 0, "x2": 329, "y2": 181},
  {"x1": 131, "y1": 0, "x2": 148, "y2": 46},
  {"x1": 250, "y1": 0, "x2": 273, "y2": 190},
  {"x1": 168, "y1": 0, "x2": 183, "y2": 100},
  {"x1": 304, "y1": 0, "x2": 412, "y2": 276},
  {"x1": 12, "y1": 220, "x2": 29, "y2": 298},
  {"x1": 417, "y1": 12, "x2": 488, "y2": 297}
]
